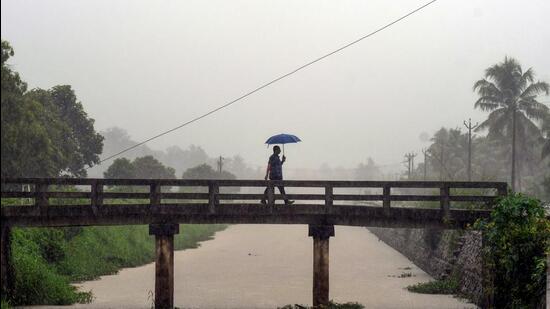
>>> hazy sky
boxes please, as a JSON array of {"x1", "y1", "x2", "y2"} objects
[{"x1": 2, "y1": 0, "x2": 549, "y2": 171}]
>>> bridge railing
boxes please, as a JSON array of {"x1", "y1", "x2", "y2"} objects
[{"x1": 1, "y1": 178, "x2": 508, "y2": 214}]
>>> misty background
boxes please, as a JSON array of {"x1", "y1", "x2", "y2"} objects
[{"x1": 2, "y1": 0, "x2": 549, "y2": 174}]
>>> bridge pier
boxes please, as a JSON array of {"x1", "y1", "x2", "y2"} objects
[
  {"x1": 309, "y1": 225, "x2": 335, "y2": 307},
  {"x1": 149, "y1": 224, "x2": 179, "y2": 309}
]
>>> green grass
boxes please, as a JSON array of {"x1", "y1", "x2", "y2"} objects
[
  {"x1": 6, "y1": 224, "x2": 227, "y2": 306},
  {"x1": 278, "y1": 301, "x2": 364, "y2": 309},
  {"x1": 1, "y1": 298, "x2": 11, "y2": 309},
  {"x1": 406, "y1": 278, "x2": 459, "y2": 294}
]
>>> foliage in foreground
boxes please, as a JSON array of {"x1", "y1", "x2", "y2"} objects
[
  {"x1": 406, "y1": 278, "x2": 458, "y2": 295},
  {"x1": 475, "y1": 193, "x2": 549, "y2": 308},
  {"x1": 0, "y1": 298, "x2": 10, "y2": 309},
  {"x1": 7, "y1": 224, "x2": 226, "y2": 306},
  {"x1": 278, "y1": 301, "x2": 364, "y2": 309}
]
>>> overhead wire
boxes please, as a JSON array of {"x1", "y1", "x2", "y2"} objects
[{"x1": 91, "y1": 0, "x2": 439, "y2": 168}]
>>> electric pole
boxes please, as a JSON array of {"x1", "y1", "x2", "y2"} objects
[
  {"x1": 463, "y1": 118, "x2": 479, "y2": 181},
  {"x1": 404, "y1": 152, "x2": 417, "y2": 180},
  {"x1": 217, "y1": 156, "x2": 224, "y2": 174}
]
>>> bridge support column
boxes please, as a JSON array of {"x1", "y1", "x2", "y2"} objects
[
  {"x1": 1, "y1": 224, "x2": 13, "y2": 298},
  {"x1": 149, "y1": 224, "x2": 179, "y2": 309},
  {"x1": 309, "y1": 225, "x2": 334, "y2": 308}
]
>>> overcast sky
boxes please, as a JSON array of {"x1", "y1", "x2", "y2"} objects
[{"x1": 2, "y1": 0, "x2": 549, "y2": 171}]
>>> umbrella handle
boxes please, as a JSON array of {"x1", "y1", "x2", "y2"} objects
[{"x1": 283, "y1": 144, "x2": 285, "y2": 156}]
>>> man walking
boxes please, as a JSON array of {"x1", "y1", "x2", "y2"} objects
[{"x1": 261, "y1": 146, "x2": 294, "y2": 205}]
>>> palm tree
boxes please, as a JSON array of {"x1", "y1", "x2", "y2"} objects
[
  {"x1": 542, "y1": 113, "x2": 550, "y2": 160},
  {"x1": 473, "y1": 57, "x2": 549, "y2": 191}
]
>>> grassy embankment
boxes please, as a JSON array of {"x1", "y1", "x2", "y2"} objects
[{"x1": 2, "y1": 195, "x2": 226, "y2": 306}]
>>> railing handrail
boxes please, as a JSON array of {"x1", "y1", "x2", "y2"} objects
[{"x1": 0, "y1": 177, "x2": 508, "y2": 189}]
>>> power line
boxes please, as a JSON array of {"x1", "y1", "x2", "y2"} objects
[{"x1": 92, "y1": 0, "x2": 439, "y2": 168}]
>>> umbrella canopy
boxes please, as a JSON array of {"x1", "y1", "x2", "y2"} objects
[
  {"x1": 265, "y1": 133, "x2": 301, "y2": 145},
  {"x1": 265, "y1": 134, "x2": 301, "y2": 155}
]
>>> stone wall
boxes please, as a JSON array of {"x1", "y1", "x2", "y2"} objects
[{"x1": 368, "y1": 227, "x2": 483, "y2": 305}]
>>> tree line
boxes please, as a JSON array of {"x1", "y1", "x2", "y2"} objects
[{"x1": 408, "y1": 57, "x2": 549, "y2": 199}]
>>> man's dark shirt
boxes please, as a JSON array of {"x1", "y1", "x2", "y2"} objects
[{"x1": 268, "y1": 154, "x2": 283, "y2": 180}]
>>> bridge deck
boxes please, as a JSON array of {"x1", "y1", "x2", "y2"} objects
[
  {"x1": 0, "y1": 178, "x2": 510, "y2": 308},
  {"x1": 1, "y1": 178, "x2": 507, "y2": 229}
]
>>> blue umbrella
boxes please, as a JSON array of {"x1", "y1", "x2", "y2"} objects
[{"x1": 265, "y1": 133, "x2": 301, "y2": 155}]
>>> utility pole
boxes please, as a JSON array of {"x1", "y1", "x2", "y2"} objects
[
  {"x1": 404, "y1": 152, "x2": 417, "y2": 180},
  {"x1": 463, "y1": 118, "x2": 479, "y2": 181},
  {"x1": 217, "y1": 156, "x2": 224, "y2": 174}
]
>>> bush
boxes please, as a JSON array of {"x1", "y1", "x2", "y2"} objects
[
  {"x1": 475, "y1": 193, "x2": 549, "y2": 308},
  {"x1": 10, "y1": 228, "x2": 91, "y2": 305},
  {"x1": 6, "y1": 224, "x2": 226, "y2": 305},
  {"x1": 406, "y1": 278, "x2": 458, "y2": 294},
  {"x1": 278, "y1": 301, "x2": 364, "y2": 309}
]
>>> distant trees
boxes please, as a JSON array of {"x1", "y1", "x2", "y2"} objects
[
  {"x1": 542, "y1": 114, "x2": 550, "y2": 160},
  {"x1": 1, "y1": 40, "x2": 103, "y2": 177},
  {"x1": 473, "y1": 57, "x2": 549, "y2": 191},
  {"x1": 103, "y1": 156, "x2": 176, "y2": 179},
  {"x1": 103, "y1": 158, "x2": 135, "y2": 179},
  {"x1": 355, "y1": 158, "x2": 381, "y2": 180},
  {"x1": 182, "y1": 163, "x2": 236, "y2": 180}
]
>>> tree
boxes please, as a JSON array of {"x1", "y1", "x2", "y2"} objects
[
  {"x1": 103, "y1": 158, "x2": 135, "y2": 179},
  {"x1": 132, "y1": 156, "x2": 176, "y2": 179},
  {"x1": 182, "y1": 164, "x2": 238, "y2": 193},
  {"x1": 182, "y1": 163, "x2": 235, "y2": 180},
  {"x1": 542, "y1": 113, "x2": 550, "y2": 159},
  {"x1": 48, "y1": 85, "x2": 104, "y2": 176},
  {"x1": 473, "y1": 57, "x2": 549, "y2": 191},
  {"x1": 355, "y1": 158, "x2": 381, "y2": 180},
  {"x1": 1, "y1": 40, "x2": 103, "y2": 177}
]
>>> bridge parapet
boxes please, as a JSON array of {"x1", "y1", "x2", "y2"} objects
[
  {"x1": 0, "y1": 178, "x2": 510, "y2": 308},
  {"x1": 1, "y1": 178, "x2": 508, "y2": 228}
]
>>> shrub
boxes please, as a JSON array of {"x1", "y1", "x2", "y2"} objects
[{"x1": 475, "y1": 193, "x2": 549, "y2": 308}]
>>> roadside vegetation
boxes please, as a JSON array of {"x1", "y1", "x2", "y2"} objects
[
  {"x1": 475, "y1": 193, "x2": 549, "y2": 308},
  {"x1": 279, "y1": 301, "x2": 364, "y2": 309},
  {"x1": 406, "y1": 277, "x2": 458, "y2": 295},
  {"x1": 407, "y1": 193, "x2": 549, "y2": 308},
  {"x1": 5, "y1": 224, "x2": 226, "y2": 306}
]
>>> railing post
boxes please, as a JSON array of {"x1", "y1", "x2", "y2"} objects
[
  {"x1": 150, "y1": 182, "x2": 161, "y2": 211},
  {"x1": 35, "y1": 183, "x2": 48, "y2": 207},
  {"x1": 149, "y1": 224, "x2": 179, "y2": 309},
  {"x1": 308, "y1": 225, "x2": 335, "y2": 308},
  {"x1": 91, "y1": 180, "x2": 103, "y2": 215},
  {"x1": 208, "y1": 182, "x2": 219, "y2": 214},
  {"x1": 383, "y1": 184, "x2": 391, "y2": 216},
  {"x1": 325, "y1": 186, "x2": 333, "y2": 213},
  {"x1": 267, "y1": 182, "x2": 275, "y2": 207},
  {"x1": 440, "y1": 184, "x2": 450, "y2": 222},
  {"x1": 35, "y1": 182, "x2": 48, "y2": 216},
  {"x1": 1, "y1": 224, "x2": 13, "y2": 298},
  {"x1": 497, "y1": 183, "x2": 507, "y2": 197}
]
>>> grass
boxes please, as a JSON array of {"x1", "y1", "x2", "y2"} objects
[
  {"x1": 406, "y1": 277, "x2": 459, "y2": 294},
  {"x1": 278, "y1": 301, "x2": 365, "y2": 309},
  {"x1": 1, "y1": 298, "x2": 11, "y2": 309},
  {"x1": 6, "y1": 224, "x2": 227, "y2": 306}
]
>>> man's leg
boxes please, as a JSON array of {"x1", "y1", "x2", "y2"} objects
[
  {"x1": 261, "y1": 187, "x2": 268, "y2": 204},
  {"x1": 278, "y1": 186, "x2": 293, "y2": 205}
]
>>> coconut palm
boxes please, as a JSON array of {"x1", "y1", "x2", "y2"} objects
[
  {"x1": 542, "y1": 113, "x2": 550, "y2": 159},
  {"x1": 473, "y1": 57, "x2": 549, "y2": 191}
]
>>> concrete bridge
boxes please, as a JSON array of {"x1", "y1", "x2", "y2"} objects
[{"x1": 1, "y1": 178, "x2": 508, "y2": 308}]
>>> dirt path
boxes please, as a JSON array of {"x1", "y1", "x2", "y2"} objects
[{"x1": 31, "y1": 225, "x2": 476, "y2": 309}]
